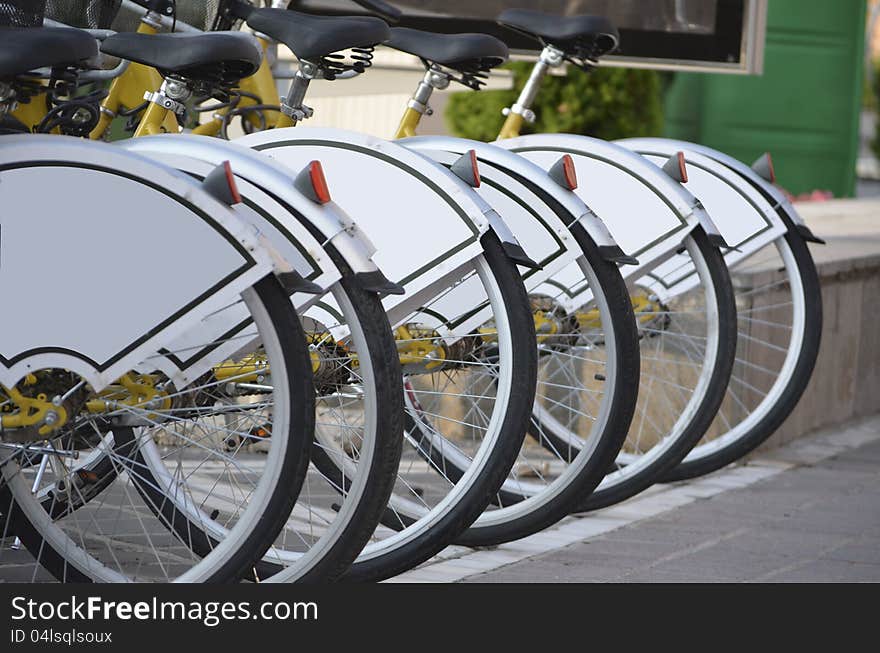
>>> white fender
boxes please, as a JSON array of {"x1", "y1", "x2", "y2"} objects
[
  {"x1": 615, "y1": 139, "x2": 789, "y2": 296},
  {"x1": 418, "y1": 154, "x2": 533, "y2": 264},
  {"x1": 402, "y1": 137, "x2": 581, "y2": 295},
  {"x1": 403, "y1": 136, "x2": 631, "y2": 270},
  {"x1": 0, "y1": 136, "x2": 278, "y2": 391},
  {"x1": 237, "y1": 127, "x2": 500, "y2": 338},
  {"x1": 122, "y1": 135, "x2": 381, "y2": 282},
  {"x1": 621, "y1": 138, "x2": 820, "y2": 242},
  {"x1": 497, "y1": 134, "x2": 727, "y2": 275},
  {"x1": 122, "y1": 135, "x2": 408, "y2": 350},
  {"x1": 120, "y1": 136, "x2": 337, "y2": 380}
]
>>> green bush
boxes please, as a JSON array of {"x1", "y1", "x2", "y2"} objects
[{"x1": 445, "y1": 62, "x2": 664, "y2": 141}]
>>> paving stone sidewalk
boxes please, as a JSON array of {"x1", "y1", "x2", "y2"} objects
[
  {"x1": 392, "y1": 415, "x2": 880, "y2": 583},
  {"x1": 3, "y1": 417, "x2": 878, "y2": 583}
]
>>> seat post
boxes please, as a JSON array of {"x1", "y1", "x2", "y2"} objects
[
  {"x1": 135, "y1": 77, "x2": 191, "y2": 137},
  {"x1": 395, "y1": 67, "x2": 450, "y2": 139},
  {"x1": 498, "y1": 44, "x2": 564, "y2": 140},
  {"x1": 277, "y1": 61, "x2": 318, "y2": 128}
]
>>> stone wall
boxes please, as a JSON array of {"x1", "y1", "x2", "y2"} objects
[{"x1": 756, "y1": 199, "x2": 880, "y2": 452}]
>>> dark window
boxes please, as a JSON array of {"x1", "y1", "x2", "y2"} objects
[{"x1": 293, "y1": 0, "x2": 750, "y2": 66}]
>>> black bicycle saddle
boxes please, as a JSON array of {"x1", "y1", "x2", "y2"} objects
[
  {"x1": 497, "y1": 9, "x2": 619, "y2": 60},
  {"x1": 0, "y1": 27, "x2": 98, "y2": 77},
  {"x1": 247, "y1": 9, "x2": 390, "y2": 62},
  {"x1": 387, "y1": 27, "x2": 508, "y2": 72},
  {"x1": 99, "y1": 31, "x2": 262, "y2": 84}
]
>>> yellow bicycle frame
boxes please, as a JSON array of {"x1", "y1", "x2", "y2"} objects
[
  {"x1": 9, "y1": 91, "x2": 54, "y2": 133},
  {"x1": 394, "y1": 106, "x2": 422, "y2": 140},
  {"x1": 392, "y1": 81, "x2": 525, "y2": 141},
  {"x1": 89, "y1": 22, "x2": 180, "y2": 139},
  {"x1": 498, "y1": 111, "x2": 525, "y2": 140}
]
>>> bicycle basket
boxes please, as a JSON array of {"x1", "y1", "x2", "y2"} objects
[
  {"x1": 110, "y1": 0, "x2": 258, "y2": 33},
  {"x1": 44, "y1": 0, "x2": 121, "y2": 28},
  {"x1": 0, "y1": 0, "x2": 47, "y2": 27},
  {"x1": 180, "y1": 0, "x2": 258, "y2": 32}
]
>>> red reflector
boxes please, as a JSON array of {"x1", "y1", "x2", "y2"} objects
[
  {"x1": 309, "y1": 161, "x2": 331, "y2": 204},
  {"x1": 676, "y1": 152, "x2": 688, "y2": 184},
  {"x1": 562, "y1": 154, "x2": 578, "y2": 190},
  {"x1": 223, "y1": 160, "x2": 242, "y2": 205},
  {"x1": 470, "y1": 150, "x2": 481, "y2": 188},
  {"x1": 766, "y1": 153, "x2": 776, "y2": 184}
]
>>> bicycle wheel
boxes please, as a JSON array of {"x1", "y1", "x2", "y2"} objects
[
  {"x1": 244, "y1": 252, "x2": 405, "y2": 582},
  {"x1": 112, "y1": 132, "x2": 405, "y2": 579},
  {"x1": 0, "y1": 274, "x2": 315, "y2": 582},
  {"x1": 663, "y1": 226, "x2": 821, "y2": 480},
  {"x1": 450, "y1": 221, "x2": 640, "y2": 545},
  {"x1": 16, "y1": 260, "x2": 406, "y2": 583},
  {"x1": 339, "y1": 232, "x2": 537, "y2": 582},
  {"x1": 575, "y1": 226, "x2": 738, "y2": 511}
]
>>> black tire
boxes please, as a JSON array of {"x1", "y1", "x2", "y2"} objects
[
  {"x1": 576, "y1": 226, "x2": 738, "y2": 511},
  {"x1": 342, "y1": 231, "x2": 538, "y2": 582},
  {"x1": 1, "y1": 274, "x2": 315, "y2": 583},
  {"x1": 252, "y1": 249, "x2": 405, "y2": 582},
  {"x1": 92, "y1": 254, "x2": 402, "y2": 583},
  {"x1": 663, "y1": 226, "x2": 822, "y2": 481},
  {"x1": 454, "y1": 221, "x2": 640, "y2": 546}
]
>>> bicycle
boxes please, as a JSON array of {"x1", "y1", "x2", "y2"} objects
[
  {"x1": 0, "y1": 19, "x2": 317, "y2": 581},
  {"x1": 622, "y1": 139, "x2": 823, "y2": 482},
  {"x1": 381, "y1": 10, "x2": 739, "y2": 512},
  {"x1": 486, "y1": 8, "x2": 821, "y2": 500}
]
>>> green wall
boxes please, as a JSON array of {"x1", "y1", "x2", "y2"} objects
[{"x1": 665, "y1": 0, "x2": 866, "y2": 197}]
